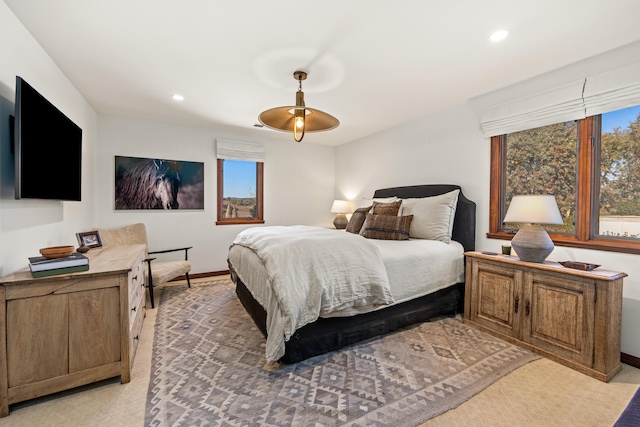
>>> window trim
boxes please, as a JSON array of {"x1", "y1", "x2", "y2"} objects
[
  {"x1": 488, "y1": 116, "x2": 640, "y2": 255},
  {"x1": 216, "y1": 158, "x2": 264, "y2": 225}
]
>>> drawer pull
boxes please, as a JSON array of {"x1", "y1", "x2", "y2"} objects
[
  {"x1": 514, "y1": 296, "x2": 519, "y2": 313},
  {"x1": 132, "y1": 275, "x2": 138, "y2": 281},
  {"x1": 525, "y1": 300, "x2": 530, "y2": 316},
  {"x1": 134, "y1": 335, "x2": 139, "y2": 341},
  {"x1": 132, "y1": 306, "x2": 136, "y2": 312}
]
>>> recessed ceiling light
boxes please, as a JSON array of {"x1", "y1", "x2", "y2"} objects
[
  {"x1": 490, "y1": 30, "x2": 508, "y2": 42},
  {"x1": 172, "y1": 94, "x2": 184, "y2": 101}
]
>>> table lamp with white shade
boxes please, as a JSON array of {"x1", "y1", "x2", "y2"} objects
[
  {"x1": 331, "y1": 200, "x2": 353, "y2": 229},
  {"x1": 503, "y1": 195, "x2": 563, "y2": 263}
]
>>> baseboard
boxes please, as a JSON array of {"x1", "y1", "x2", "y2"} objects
[
  {"x1": 622, "y1": 352, "x2": 640, "y2": 369},
  {"x1": 170, "y1": 270, "x2": 230, "y2": 282}
]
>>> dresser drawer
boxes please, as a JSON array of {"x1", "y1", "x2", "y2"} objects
[
  {"x1": 129, "y1": 282, "x2": 145, "y2": 328},
  {"x1": 128, "y1": 257, "x2": 144, "y2": 302},
  {"x1": 129, "y1": 295, "x2": 146, "y2": 366}
]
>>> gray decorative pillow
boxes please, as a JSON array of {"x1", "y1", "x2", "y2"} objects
[
  {"x1": 372, "y1": 199, "x2": 402, "y2": 216},
  {"x1": 346, "y1": 206, "x2": 371, "y2": 234},
  {"x1": 362, "y1": 214, "x2": 413, "y2": 240}
]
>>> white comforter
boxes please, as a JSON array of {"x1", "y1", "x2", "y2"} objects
[{"x1": 230, "y1": 226, "x2": 394, "y2": 362}]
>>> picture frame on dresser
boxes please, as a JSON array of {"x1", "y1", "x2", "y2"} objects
[{"x1": 76, "y1": 230, "x2": 102, "y2": 248}]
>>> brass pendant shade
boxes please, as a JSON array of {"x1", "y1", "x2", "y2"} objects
[{"x1": 259, "y1": 71, "x2": 339, "y2": 142}]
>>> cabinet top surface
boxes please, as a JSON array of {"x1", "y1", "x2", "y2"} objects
[
  {"x1": 1, "y1": 245, "x2": 146, "y2": 285},
  {"x1": 465, "y1": 251, "x2": 628, "y2": 281}
]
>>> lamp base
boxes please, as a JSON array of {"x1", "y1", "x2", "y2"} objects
[
  {"x1": 511, "y1": 224, "x2": 554, "y2": 263},
  {"x1": 333, "y1": 213, "x2": 348, "y2": 229}
]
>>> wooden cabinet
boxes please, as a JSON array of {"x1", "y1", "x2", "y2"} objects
[
  {"x1": 464, "y1": 251, "x2": 626, "y2": 382},
  {"x1": 0, "y1": 245, "x2": 146, "y2": 417}
]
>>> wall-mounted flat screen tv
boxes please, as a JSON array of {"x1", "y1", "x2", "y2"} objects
[{"x1": 14, "y1": 76, "x2": 82, "y2": 201}]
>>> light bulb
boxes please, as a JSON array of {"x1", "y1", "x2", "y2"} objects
[{"x1": 295, "y1": 116, "x2": 304, "y2": 129}]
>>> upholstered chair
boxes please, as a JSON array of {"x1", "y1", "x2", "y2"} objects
[{"x1": 95, "y1": 223, "x2": 191, "y2": 308}]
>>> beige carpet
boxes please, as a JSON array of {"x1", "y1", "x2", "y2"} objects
[{"x1": 1, "y1": 277, "x2": 639, "y2": 426}]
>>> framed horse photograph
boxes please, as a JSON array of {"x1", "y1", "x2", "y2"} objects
[{"x1": 114, "y1": 156, "x2": 204, "y2": 210}]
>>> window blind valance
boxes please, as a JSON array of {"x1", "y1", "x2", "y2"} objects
[
  {"x1": 479, "y1": 80, "x2": 586, "y2": 137},
  {"x1": 216, "y1": 139, "x2": 265, "y2": 162},
  {"x1": 583, "y1": 61, "x2": 640, "y2": 117},
  {"x1": 478, "y1": 61, "x2": 640, "y2": 137}
]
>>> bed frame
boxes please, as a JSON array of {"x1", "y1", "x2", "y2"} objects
[{"x1": 233, "y1": 184, "x2": 476, "y2": 363}]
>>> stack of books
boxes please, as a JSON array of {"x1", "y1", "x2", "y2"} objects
[{"x1": 28, "y1": 253, "x2": 89, "y2": 278}]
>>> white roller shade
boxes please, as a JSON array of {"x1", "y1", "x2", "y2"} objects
[
  {"x1": 583, "y1": 62, "x2": 640, "y2": 117},
  {"x1": 480, "y1": 79, "x2": 586, "y2": 137},
  {"x1": 216, "y1": 139, "x2": 265, "y2": 162}
]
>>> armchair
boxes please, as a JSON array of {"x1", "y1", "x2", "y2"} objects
[{"x1": 95, "y1": 223, "x2": 191, "y2": 308}]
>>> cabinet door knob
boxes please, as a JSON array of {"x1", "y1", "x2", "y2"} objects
[
  {"x1": 132, "y1": 306, "x2": 136, "y2": 312},
  {"x1": 514, "y1": 296, "x2": 519, "y2": 313}
]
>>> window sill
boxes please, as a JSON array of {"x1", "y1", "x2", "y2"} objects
[
  {"x1": 486, "y1": 231, "x2": 640, "y2": 255},
  {"x1": 216, "y1": 219, "x2": 265, "y2": 226}
]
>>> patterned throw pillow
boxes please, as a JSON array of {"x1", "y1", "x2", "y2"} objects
[
  {"x1": 362, "y1": 214, "x2": 414, "y2": 240},
  {"x1": 346, "y1": 206, "x2": 372, "y2": 234},
  {"x1": 371, "y1": 199, "x2": 402, "y2": 216}
]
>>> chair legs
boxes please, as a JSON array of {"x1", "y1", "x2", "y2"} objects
[
  {"x1": 145, "y1": 261, "x2": 156, "y2": 309},
  {"x1": 185, "y1": 272, "x2": 191, "y2": 288}
]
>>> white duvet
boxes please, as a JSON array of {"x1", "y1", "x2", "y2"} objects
[{"x1": 229, "y1": 226, "x2": 394, "y2": 362}]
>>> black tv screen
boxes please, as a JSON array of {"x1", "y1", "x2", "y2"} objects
[{"x1": 14, "y1": 76, "x2": 82, "y2": 201}]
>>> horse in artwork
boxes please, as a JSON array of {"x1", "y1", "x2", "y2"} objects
[{"x1": 115, "y1": 159, "x2": 181, "y2": 209}]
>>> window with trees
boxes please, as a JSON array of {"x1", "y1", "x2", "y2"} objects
[
  {"x1": 216, "y1": 159, "x2": 264, "y2": 225},
  {"x1": 489, "y1": 104, "x2": 640, "y2": 254}
]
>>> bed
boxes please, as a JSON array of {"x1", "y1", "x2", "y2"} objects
[{"x1": 228, "y1": 184, "x2": 476, "y2": 363}]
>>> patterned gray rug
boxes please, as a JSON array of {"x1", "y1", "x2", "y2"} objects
[{"x1": 145, "y1": 279, "x2": 539, "y2": 426}]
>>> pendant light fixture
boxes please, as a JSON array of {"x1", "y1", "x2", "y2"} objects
[{"x1": 259, "y1": 71, "x2": 339, "y2": 142}]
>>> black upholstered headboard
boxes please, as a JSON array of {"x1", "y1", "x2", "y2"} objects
[{"x1": 372, "y1": 184, "x2": 476, "y2": 252}]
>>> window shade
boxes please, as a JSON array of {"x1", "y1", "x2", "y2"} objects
[
  {"x1": 479, "y1": 80, "x2": 586, "y2": 137},
  {"x1": 216, "y1": 139, "x2": 265, "y2": 162},
  {"x1": 583, "y1": 62, "x2": 640, "y2": 117},
  {"x1": 477, "y1": 61, "x2": 640, "y2": 138}
]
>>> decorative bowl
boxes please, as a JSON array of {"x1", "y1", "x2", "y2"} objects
[
  {"x1": 558, "y1": 261, "x2": 600, "y2": 271},
  {"x1": 39, "y1": 245, "x2": 75, "y2": 259}
]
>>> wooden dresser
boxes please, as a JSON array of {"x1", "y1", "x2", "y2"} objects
[
  {"x1": 464, "y1": 251, "x2": 626, "y2": 382},
  {"x1": 0, "y1": 245, "x2": 146, "y2": 417}
]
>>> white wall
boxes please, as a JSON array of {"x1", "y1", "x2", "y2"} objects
[
  {"x1": 96, "y1": 115, "x2": 336, "y2": 273},
  {"x1": 0, "y1": 2, "x2": 98, "y2": 276},
  {"x1": 336, "y1": 52, "x2": 640, "y2": 359}
]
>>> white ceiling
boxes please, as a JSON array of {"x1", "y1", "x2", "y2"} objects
[{"x1": 5, "y1": 0, "x2": 640, "y2": 146}]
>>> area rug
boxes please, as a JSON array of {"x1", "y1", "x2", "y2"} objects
[
  {"x1": 615, "y1": 387, "x2": 640, "y2": 426},
  {"x1": 145, "y1": 279, "x2": 539, "y2": 426}
]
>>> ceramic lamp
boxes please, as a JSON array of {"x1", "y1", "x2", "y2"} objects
[
  {"x1": 331, "y1": 200, "x2": 353, "y2": 229},
  {"x1": 503, "y1": 195, "x2": 563, "y2": 263}
]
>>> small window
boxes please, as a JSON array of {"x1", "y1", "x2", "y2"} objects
[{"x1": 216, "y1": 159, "x2": 263, "y2": 225}]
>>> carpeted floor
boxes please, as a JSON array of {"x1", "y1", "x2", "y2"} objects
[
  {"x1": 615, "y1": 386, "x2": 640, "y2": 426},
  {"x1": 145, "y1": 279, "x2": 540, "y2": 426}
]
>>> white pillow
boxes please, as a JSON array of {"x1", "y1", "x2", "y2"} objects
[{"x1": 400, "y1": 190, "x2": 459, "y2": 243}]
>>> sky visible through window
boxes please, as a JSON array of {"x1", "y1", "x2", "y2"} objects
[
  {"x1": 602, "y1": 105, "x2": 640, "y2": 133},
  {"x1": 223, "y1": 159, "x2": 256, "y2": 198}
]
